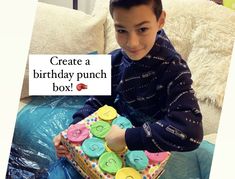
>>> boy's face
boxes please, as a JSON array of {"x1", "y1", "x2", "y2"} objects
[{"x1": 113, "y1": 4, "x2": 165, "y2": 61}]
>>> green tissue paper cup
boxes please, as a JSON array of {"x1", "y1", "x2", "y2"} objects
[
  {"x1": 98, "y1": 152, "x2": 122, "y2": 174},
  {"x1": 125, "y1": 150, "x2": 149, "y2": 171},
  {"x1": 90, "y1": 120, "x2": 111, "y2": 138},
  {"x1": 112, "y1": 116, "x2": 133, "y2": 129},
  {"x1": 81, "y1": 137, "x2": 105, "y2": 158}
]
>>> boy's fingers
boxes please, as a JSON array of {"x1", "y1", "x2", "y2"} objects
[
  {"x1": 56, "y1": 145, "x2": 69, "y2": 153},
  {"x1": 57, "y1": 153, "x2": 66, "y2": 158},
  {"x1": 66, "y1": 154, "x2": 72, "y2": 160},
  {"x1": 53, "y1": 133, "x2": 70, "y2": 159},
  {"x1": 57, "y1": 150, "x2": 68, "y2": 155},
  {"x1": 56, "y1": 153, "x2": 72, "y2": 159},
  {"x1": 56, "y1": 149, "x2": 71, "y2": 159},
  {"x1": 53, "y1": 134, "x2": 61, "y2": 147},
  {"x1": 57, "y1": 145, "x2": 68, "y2": 151},
  {"x1": 57, "y1": 148, "x2": 69, "y2": 155}
]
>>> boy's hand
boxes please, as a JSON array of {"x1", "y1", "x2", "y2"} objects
[
  {"x1": 105, "y1": 125, "x2": 126, "y2": 152},
  {"x1": 53, "y1": 133, "x2": 71, "y2": 159}
]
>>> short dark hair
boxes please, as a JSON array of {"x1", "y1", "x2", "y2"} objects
[{"x1": 109, "y1": 0, "x2": 163, "y2": 20}]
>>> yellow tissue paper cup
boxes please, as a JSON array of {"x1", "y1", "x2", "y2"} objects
[
  {"x1": 97, "y1": 105, "x2": 117, "y2": 122},
  {"x1": 115, "y1": 167, "x2": 142, "y2": 179},
  {"x1": 105, "y1": 142, "x2": 112, "y2": 152},
  {"x1": 223, "y1": 0, "x2": 235, "y2": 10},
  {"x1": 104, "y1": 142, "x2": 127, "y2": 154}
]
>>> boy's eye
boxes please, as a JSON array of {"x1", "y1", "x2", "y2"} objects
[
  {"x1": 138, "y1": 27, "x2": 149, "y2": 33},
  {"x1": 116, "y1": 29, "x2": 126, "y2": 34}
]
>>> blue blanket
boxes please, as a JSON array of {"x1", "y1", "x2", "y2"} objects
[{"x1": 9, "y1": 96, "x2": 214, "y2": 179}]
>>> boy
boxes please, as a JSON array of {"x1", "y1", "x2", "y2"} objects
[{"x1": 54, "y1": 0, "x2": 203, "y2": 158}]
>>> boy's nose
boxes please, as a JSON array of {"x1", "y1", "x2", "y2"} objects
[{"x1": 126, "y1": 33, "x2": 139, "y2": 48}]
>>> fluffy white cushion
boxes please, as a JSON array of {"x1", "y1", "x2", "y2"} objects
[
  {"x1": 187, "y1": 8, "x2": 234, "y2": 108},
  {"x1": 21, "y1": 1, "x2": 109, "y2": 99},
  {"x1": 199, "y1": 101, "x2": 221, "y2": 135},
  {"x1": 164, "y1": 0, "x2": 235, "y2": 108},
  {"x1": 104, "y1": 13, "x2": 120, "y2": 53},
  {"x1": 30, "y1": 2, "x2": 107, "y2": 54}
]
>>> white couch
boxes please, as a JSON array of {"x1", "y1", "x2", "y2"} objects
[{"x1": 19, "y1": 0, "x2": 235, "y2": 144}]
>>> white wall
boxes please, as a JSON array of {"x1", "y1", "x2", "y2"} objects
[
  {"x1": 78, "y1": 0, "x2": 96, "y2": 14},
  {"x1": 38, "y1": 0, "x2": 96, "y2": 14},
  {"x1": 39, "y1": 0, "x2": 73, "y2": 9}
]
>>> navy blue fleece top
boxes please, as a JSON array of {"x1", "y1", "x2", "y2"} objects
[{"x1": 72, "y1": 29, "x2": 203, "y2": 152}]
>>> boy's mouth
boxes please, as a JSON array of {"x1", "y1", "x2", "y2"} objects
[{"x1": 127, "y1": 48, "x2": 143, "y2": 54}]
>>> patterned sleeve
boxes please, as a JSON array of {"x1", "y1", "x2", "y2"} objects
[
  {"x1": 125, "y1": 58, "x2": 203, "y2": 152},
  {"x1": 71, "y1": 50, "x2": 122, "y2": 125}
]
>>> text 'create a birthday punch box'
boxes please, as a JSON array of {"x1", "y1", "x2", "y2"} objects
[{"x1": 60, "y1": 105, "x2": 170, "y2": 179}]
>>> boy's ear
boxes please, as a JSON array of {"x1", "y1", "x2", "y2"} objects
[{"x1": 158, "y1": 10, "x2": 166, "y2": 29}]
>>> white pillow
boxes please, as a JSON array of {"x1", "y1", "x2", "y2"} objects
[
  {"x1": 104, "y1": 13, "x2": 120, "y2": 53},
  {"x1": 163, "y1": 0, "x2": 198, "y2": 60},
  {"x1": 21, "y1": 1, "x2": 108, "y2": 99},
  {"x1": 30, "y1": 2, "x2": 107, "y2": 54},
  {"x1": 179, "y1": 0, "x2": 235, "y2": 108}
]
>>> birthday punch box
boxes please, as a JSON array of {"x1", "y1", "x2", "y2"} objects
[{"x1": 60, "y1": 105, "x2": 170, "y2": 179}]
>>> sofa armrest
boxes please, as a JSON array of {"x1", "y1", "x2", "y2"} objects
[{"x1": 204, "y1": 133, "x2": 217, "y2": 144}]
